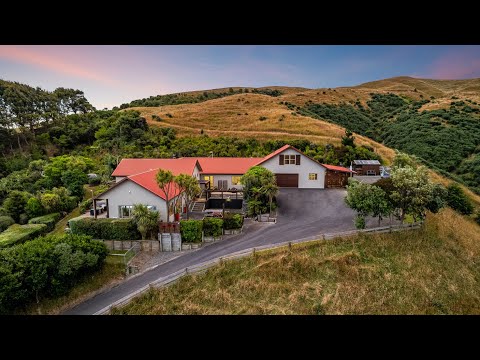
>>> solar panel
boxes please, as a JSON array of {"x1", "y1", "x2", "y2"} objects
[{"x1": 353, "y1": 160, "x2": 381, "y2": 165}]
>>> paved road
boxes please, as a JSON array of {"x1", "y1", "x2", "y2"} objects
[{"x1": 65, "y1": 188, "x2": 372, "y2": 315}]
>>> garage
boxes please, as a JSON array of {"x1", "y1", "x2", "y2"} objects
[{"x1": 276, "y1": 173, "x2": 298, "y2": 187}]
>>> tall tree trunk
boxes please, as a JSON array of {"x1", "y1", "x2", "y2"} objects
[{"x1": 16, "y1": 133, "x2": 23, "y2": 151}]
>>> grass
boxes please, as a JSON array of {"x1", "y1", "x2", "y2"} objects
[
  {"x1": 21, "y1": 262, "x2": 125, "y2": 315},
  {"x1": 111, "y1": 208, "x2": 480, "y2": 315}
]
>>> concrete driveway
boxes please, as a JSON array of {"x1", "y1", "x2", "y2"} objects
[{"x1": 64, "y1": 188, "x2": 376, "y2": 315}]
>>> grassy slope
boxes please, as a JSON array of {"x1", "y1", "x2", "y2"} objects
[{"x1": 112, "y1": 208, "x2": 480, "y2": 315}]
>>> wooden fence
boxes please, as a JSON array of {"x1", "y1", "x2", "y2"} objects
[{"x1": 94, "y1": 222, "x2": 422, "y2": 315}]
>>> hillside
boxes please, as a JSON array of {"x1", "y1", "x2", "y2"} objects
[
  {"x1": 127, "y1": 77, "x2": 480, "y2": 196},
  {"x1": 111, "y1": 208, "x2": 480, "y2": 315}
]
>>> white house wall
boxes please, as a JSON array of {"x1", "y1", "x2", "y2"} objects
[
  {"x1": 260, "y1": 149, "x2": 326, "y2": 188},
  {"x1": 115, "y1": 176, "x2": 126, "y2": 183},
  {"x1": 104, "y1": 180, "x2": 176, "y2": 222},
  {"x1": 192, "y1": 164, "x2": 201, "y2": 180},
  {"x1": 201, "y1": 174, "x2": 243, "y2": 189}
]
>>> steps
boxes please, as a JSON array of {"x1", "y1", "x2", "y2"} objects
[{"x1": 191, "y1": 201, "x2": 205, "y2": 212}]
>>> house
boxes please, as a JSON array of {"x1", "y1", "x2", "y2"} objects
[
  {"x1": 352, "y1": 160, "x2": 381, "y2": 176},
  {"x1": 95, "y1": 144, "x2": 354, "y2": 221}
]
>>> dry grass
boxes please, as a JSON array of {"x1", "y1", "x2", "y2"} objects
[
  {"x1": 134, "y1": 92, "x2": 396, "y2": 163},
  {"x1": 112, "y1": 208, "x2": 480, "y2": 315}
]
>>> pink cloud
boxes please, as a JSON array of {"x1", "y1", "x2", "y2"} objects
[
  {"x1": 0, "y1": 45, "x2": 117, "y2": 85},
  {"x1": 429, "y1": 50, "x2": 480, "y2": 79}
]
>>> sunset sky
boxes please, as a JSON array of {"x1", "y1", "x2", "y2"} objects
[{"x1": 1, "y1": 45, "x2": 479, "y2": 109}]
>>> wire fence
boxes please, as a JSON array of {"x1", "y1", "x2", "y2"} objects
[{"x1": 94, "y1": 222, "x2": 422, "y2": 315}]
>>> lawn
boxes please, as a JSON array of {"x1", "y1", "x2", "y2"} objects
[{"x1": 111, "y1": 208, "x2": 480, "y2": 315}]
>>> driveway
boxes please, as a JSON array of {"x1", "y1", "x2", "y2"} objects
[{"x1": 64, "y1": 188, "x2": 376, "y2": 315}]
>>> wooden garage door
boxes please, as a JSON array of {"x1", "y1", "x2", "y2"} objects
[{"x1": 276, "y1": 174, "x2": 299, "y2": 187}]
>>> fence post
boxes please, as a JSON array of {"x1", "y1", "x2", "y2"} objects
[
  {"x1": 288, "y1": 242, "x2": 292, "y2": 252},
  {"x1": 252, "y1": 248, "x2": 256, "y2": 257}
]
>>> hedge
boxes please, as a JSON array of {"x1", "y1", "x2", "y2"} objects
[
  {"x1": 0, "y1": 224, "x2": 48, "y2": 248},
  {"x1": 0, "y1": 216, "x2": 15, "y2": 233},
  {"x1": 28, "y1": 213, "x2": 62, "y2": 232},
  {"x1": 0, "y1": 234, "x2": 108, "y2": 314},
  {"x1": 69, "y1": 218, "x2": 141, "y2": 240},
  {"x1": 223, "y1": 213, "x2": 244, "y2": 230},
  {"x1": 180, "y1": 220, "x2": 203, "y2": 243},
  {"x1": 203, "y1": 218, "x2": 223, "y2": 237}
]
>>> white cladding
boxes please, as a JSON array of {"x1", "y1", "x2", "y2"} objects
[
  {"x1": 105, "y1": 180, "x2": 178, "y2": 222},
  {"x1": 260, "y1": 149, "x2": 326, "y2": 188}
]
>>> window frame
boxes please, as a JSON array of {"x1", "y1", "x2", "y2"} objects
[
  {"x1": 308, "y1": 173, "x2": 317, "y2": 180},
  {"x1": 119, "y1": 205, "x2": 134, "y2": 218},
  {"x1": 284, "y1": 154, "x2": 296, "y2": 164}
]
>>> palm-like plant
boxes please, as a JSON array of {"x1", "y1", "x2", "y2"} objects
[
  {"x1": 260, "y1": 182, "x2": 279, "y2": 216},
  {"x1": 132, "y1": 204, "x2": 159, "y2": 240}
]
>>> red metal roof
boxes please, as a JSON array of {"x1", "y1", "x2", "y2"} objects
[
  {"x1": 128, "y1": 169, "x2": 181, "y2": 200},
  {"x1": 254, "y1": 144, "x2": 291, "y2": 166},
  {"x1": 111, "y1": 158, "x2": 201, "y2": 177},
  {"x1": 196, "y1": 157, "x2": 263, "y2": 174},
  {"x1": 322, "y1": 164, "x2": 355, "y2": 173}
]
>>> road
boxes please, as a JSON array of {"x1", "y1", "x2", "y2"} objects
[{"x1": 65, "y1": 188, "x2": 369, "y2": 315}]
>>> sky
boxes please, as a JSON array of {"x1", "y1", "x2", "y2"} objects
[{"x1": 1, "y1": 45, "x2": 480, "y2": 109}]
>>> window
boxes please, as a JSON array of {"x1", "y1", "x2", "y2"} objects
[
  {"x1": 204, "y1": 175, "x2": 214, "y2": 188},
  {"x1": 284, "y1": 155, "x2": 296, "y2": 164},
  {"x1": 119, "y1": 205, "x2": 133, "y2": 218},
  {"x1": 309, "y1": 173, "x2": 317, "y2": 180},
  {"x1": 280, "y1": 154, "x2": 301, "y2": 165},
  {"x1": 232, "y1": 176, "x2": 241, "y2": 185}
]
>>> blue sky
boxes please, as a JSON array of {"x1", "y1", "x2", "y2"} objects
[{"x1": 1, "y1": 45, "x2": 479, "y2": 109}]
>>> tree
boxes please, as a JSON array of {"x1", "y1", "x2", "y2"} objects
[
  {"x1": 25, "y1": 197, "x2": 44, "y2": 218},
  {"x1": 174, "y1": 174, "x2": 201, "y2": 220},
  {"x1": 390, "y1": 166, "x2": 433, "y2": 222},
  {"x1": 392, "y1": 151, "x2": 417, "y2": 169},
  {"x1": 132, "y1": 204, "x2": 159, "y2": 240},
  {"x1": 426, "y1": 184, "x2": 448, "y2": 214},
  {"x1": 260, "y1": 182, "x2": 279, "y2": 215},
  {"x1": 341, "y1": 129, "x2": 356, "y2": 148},
  {"x1": 241, "y1": 166, "x2": 277, "y2": 217},
  {"x1": 61, "y1": 169, "x2": 88, "y2": 198},
  {"x1": 155, "y1": 169, "x2": 175, "y2": 223},
  {"x1": 3, "y1": 190, "x2": 30, "y2": 222},
  {"x1": 345, "y1": 180, "x2": 392, "y2": 227},
  {"x1": 40, "y1": 193, "x2": 62, "y2": 213},
  {"x1": 446, "y1": 183, "x2": 474, "y2": 215}
]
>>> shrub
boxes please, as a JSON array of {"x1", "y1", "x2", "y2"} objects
[
  {"x1": 180, "y1": 220, "x2": 203, "y2": 243},
  {"x1": 0, "y1": 216, "x2": 15, "y2": 232},
  {"x1": 446, "y1": 183, "x2": 474, "y2": 215},
  {"x1": 69, "y1": 218, "x2": 141, "y2": 240},
  {"x1": 0, "y1": 224, "x2": 48, "y2": 248},
  {"x1": 165, "y1": 113, "x2": 173, "y2": 118},
  {"x1": 19, "y1": 214, "x2": 29, "y2": 225},
  {"x1": 28, "y1": 213, "x2": 62, "y2": 232},
  {"x1": 25, "y1": 197, "x2": 44, "y2": 218},
  {"x1": 151, "y1": 114, "x2": 162, "y2": 122},
  {"x1": 79, "y1": 199, "x2": 92, "y2": 214},
  {"x1": 259, "y1": 116, "x2": 267, "y2": 121},
  {"x1": 354, "y1": 216, "x2": 366, "y2": 229},
  {"x1": 203, "y1": 218, "x2": 223, "y2": 237},
  {"x1": 0, "y1": 234, "x2": 108, "y2": 314},
  {"x1": 223, "y1": 213, "x2": 244, "y2": 230},
  {"x1": 88, "y1": 177, "x2": 101, "y2": 186},
  {"x1": 475, "y1": 212, "x2": 480, "y2": 226}
]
